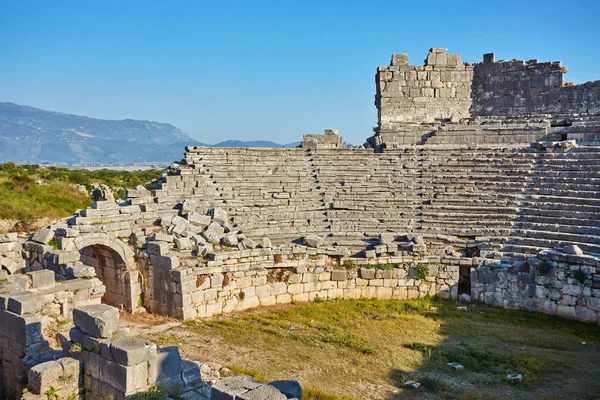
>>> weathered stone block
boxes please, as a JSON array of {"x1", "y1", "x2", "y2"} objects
[
  {"x1": 211, "y1": 376, "x2": 262, "y2": 400},
  {"x1": 32, "y1": 228, "x2": 55, "y2": 245},
  {"x1": 27, "y1": 270, "x2": 55, "y2": 289},
  {"x1": 27, "y1": 360, "x2": 63, "y2": 394},
  {"x1": 238, "y1": 384, "x2": 287, "y2": 400},
  {"x1": 109, "y1": 337, "x2": 157, "y2": 366},
  {"x1": 73, "y1": 304, "x2": 119, "y2": 338},
  {"x1": 304, "y1": 234, "x2": 324, "y2": 248},
  {"x1": 149, "y1": 346, "x2": 183, "y2": 383}
]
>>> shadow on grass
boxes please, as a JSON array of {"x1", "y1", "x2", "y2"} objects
[{"x1": 384, "y1": 298, "x2": 600, "y2": 400}]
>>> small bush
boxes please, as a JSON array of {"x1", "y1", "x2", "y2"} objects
[
  {"x1": 538, "y1": 261, "x2": 552, "y2": 275},
  {"x1": 573, "y1": 269, "x2": 587, "y2": 284},
  {"x1": 415, "y1": 264, "x2": 429, "y2": 280},
  {"x1": 48, "y1": 237, "x2": 60, "y2": 250}
]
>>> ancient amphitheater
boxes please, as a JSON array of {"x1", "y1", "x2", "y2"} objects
[{"x1": 1, "y1": 48, "x2": 599, "y2": 399}]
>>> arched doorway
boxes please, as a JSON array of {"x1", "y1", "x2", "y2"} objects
[
  {"x1": 66, "y1": 233, "x2": 143, "y2": 313},
  {"x1": 79, "y1": 244, "x2": 133, "y2": 309}
]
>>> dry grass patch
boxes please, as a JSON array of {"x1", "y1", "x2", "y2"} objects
[{"x1": 142, "y1": 298, "x2": 600, "y2": 400}]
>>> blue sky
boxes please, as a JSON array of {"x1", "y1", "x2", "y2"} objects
[{"x1": 1, "y1": 0, "x2": 598, "y2": 145}]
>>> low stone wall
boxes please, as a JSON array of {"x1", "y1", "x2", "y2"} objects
[
  {"x1": 0, "y1": 232, "x2": 25, "y2": 275},
  {"x1": 149, "y1": 246, "x2": 460, "y2": 320},
  {"x1": 471, "y1": 247, "x2": 600, "y2": 324},
  {"x1": 0, "y1": 271, "x2": 104, "y2": 397}
]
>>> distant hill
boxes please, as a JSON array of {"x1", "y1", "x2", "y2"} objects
[{"x1": 0, "y1": 102, "x2": 301, "y2": 163}]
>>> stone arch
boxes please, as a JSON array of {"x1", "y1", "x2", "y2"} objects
[{"x1": 65, "y1": 233, "x2": 142, "y2": 312}]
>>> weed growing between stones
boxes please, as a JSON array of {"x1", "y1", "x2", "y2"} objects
[{"x1": 415, "y1": 263, "x2": 430, "y2": 280}]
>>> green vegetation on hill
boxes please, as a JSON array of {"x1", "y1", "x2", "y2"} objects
[{"x1": 0, "y1": 162, "x2": 163, "y2": 230}]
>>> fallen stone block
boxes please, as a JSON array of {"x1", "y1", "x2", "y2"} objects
[
  {"x1": 186, "y1": 212, "x2": 211, "y2": 227},
  {"x1": 67, "y1": 265, "x2": 96, "y2": 278},
  {"x1": 175, "y1": 237, "x2": 193, "y2": 250},
  {"x1": 73, "y1": 304, "x2": 119, "y2": 338},
  {"x1": 0, "y1": 232, "x2": 18, "y2": 243},
  {"x1": 210, "y1": 208, "x2": 229, "y2": 224},
  {"x1": 303, "y1": 234, "x2": 324, "y2": 248},
  {"x1": 221, "y1": 234, "x2": 239, "y2": 247},
  {"x1": 378, "y1": 232, "x2": 395, "y2": 245},
  {"x1": 269, "y1": 380, "x2": 302, "y2": 399},
  {"x1": 211, "y1": 376, "x2": 262, "y2": 400},
  {"x1": 238, "y1": 384, "x2": 287, "y2": 400},
  {"x1": 32, "y1": 228, "x2": 55, "y2": 245},
  {"x1": 203, "y1": 222, "x2": 225, "y2": 244}
]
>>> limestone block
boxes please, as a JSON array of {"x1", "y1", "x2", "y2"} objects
[
  {"x1": 331, "y1": 270, "x2": 347, "y2": 281},
  {"x1": 391, "y1": 53, "x2": 408, "y2": 66},
  {"x1": 303, "y1": 234, "x2": 324, "y2": 248},
  {"x1": 148, "y1": 241, "x2": 169, "y2": 256},
  {"x1": 175, "y1": 237, "x2": 193, "y2": 250},
  {"x1": 211, "y1": 376, "x2": 262, "y2": 400},
  {"x1": 155, "y1": 255, "x2": 180, "y2": 270},
  {"x1": 181, "y1": 359, "x2": 201, "y2": 387},
  {"x1": 378, "y1": 233, "x2": 395, "y2": 245},
  {"x1": 68, "y1": 265, "x2": 96, "y2": 279},
  {"x1": 203, "y1": 222, "x2": 225, "y2": 244},
  {"x1": 32, "y1": 228, "x2": 55, "y2": 245},
  {"x1": 27, "y1": 270, "x2": 55, "y2": 289},
  {"x1": 106, "y1": 358, "x2": 150, "y2": 393},
  {"x1": 359, "y1": 268, "x2": 376, "y2": 279},
  {"x1": 109, "y1": 337, "x2": 157, "y2": 366},
  {"x1": 149, "y1": 346, "x2": 183, "y2": 383},
  {"x1": 210, "y1": 208, "x2": 229, "y2": 225},
  {"x1": 8, "y1": 292, "x2": 40, "y2": 314},
  {"x1": 154, "y1": 232, "x2": 175, "y2": 242},
  {"x1": 73, "y1": 304, "x2": 119, "y2": 338},
  {"x1": 27, "y1": 360, "x2": 63, "y2": 394},
  {"x1": 186, "y1": 212, "x2": 211, "y2": 227},
  {"x1": 238, "y1": 384, "x2": 287, "y2": 400},
  {"x1": 221, "y1": 234, "x2": 239, "y2": 247},
  {"x1": 0, "y1": 232, "x2": 18, "y2": 243}
]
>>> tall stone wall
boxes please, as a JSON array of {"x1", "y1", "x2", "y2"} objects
[
  {"x1": 471, "y1": 54, "x2": 600, "y2": 117},
  {"x1": 375, "y1": 48, "x2": 474, "y2": 127}
]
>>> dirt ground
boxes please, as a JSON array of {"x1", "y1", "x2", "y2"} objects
[{"x1": 121, "y1": 298, "x2": 600, "y2": 400}]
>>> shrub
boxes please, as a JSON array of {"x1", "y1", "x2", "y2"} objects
[
  {"x1": 48, "y1": 237, "x2": 60, "y2": 250},
  {"x1": 415, "y1": 264, "x2": 429, "y2": 280},
  {"x1": 538, "y1": 261, "x2": 552, "y2": 275}
]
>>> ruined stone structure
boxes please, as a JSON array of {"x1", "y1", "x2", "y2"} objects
[{"x1": 1, "y1": 48, "x2": 600, "y2": 398}]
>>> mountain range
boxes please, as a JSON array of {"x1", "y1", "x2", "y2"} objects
[{"x1": 0, "y1": 102, "x2": 299, "y2": 163}]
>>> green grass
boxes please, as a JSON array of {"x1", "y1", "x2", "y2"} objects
[
  {"x1": 0, "y1": 162, "x2": 162, "y2": 230},
  {"x1": 146, "y1": 298, "x2": 600, "y2": 400}
]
